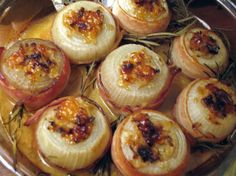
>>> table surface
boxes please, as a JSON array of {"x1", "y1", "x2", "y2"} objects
[{"x1": 0, "y1": 1, "x2": 235, "y2": 176}]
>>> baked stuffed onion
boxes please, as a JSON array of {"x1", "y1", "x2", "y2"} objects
[
  {"x1": 173, "y1": 78, "x2": 236, "y2": 143},
  {"x1": 97, "y1": 44, "x2": 176, "y2": 114},
  {"x1": 112, "y1": 110, "x2": 189, "y2": 176},
  {"x1": 52, "y1": 1, "x2": 118, "y2": 64},
  {"x1": 171, "y1": 28, "x2": 228, "y2": 79},
  {"x1": 0, "y1": 38, "x2": 70, "y2": 110},
  {"x1": 27, "y1": 96, "x2": 111, "y2": 171},
  {"x1": 112, "y1": 0, "x2": 171, "y2": 35}
]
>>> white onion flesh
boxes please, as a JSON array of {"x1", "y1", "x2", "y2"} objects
[
  {"x1": 1, "y1": 39, "x2": 64, "y2": 93},
  {"x1": 99, "y1": 44, "x2": 171, "y2": 111},
  {"x1": 118, "y1": 0, "x2": 169, "y2": 22},
  {"x1": 174, "y1": 79, "x2": 236, "y2": 142},
  {"x1": 112, "y1": 0, "x2": 170, "y2": 35},
  {"x1": 52, "y1": 1, "x2": 117, "y2": 64},
  {"x1": 171, "y1": 28, "x2": 228, "y2": 79},
  {"x1": 113, "y1": 110, "x2": 189, "y2": 176},
  {"x1": 36, "y1": 97, "x2": 111, "y2": 171}
]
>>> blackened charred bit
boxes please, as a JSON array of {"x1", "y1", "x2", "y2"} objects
[
  {"x1": 134, "y1": 113, "x2": 162, "y2": 147},
  {"x1": 121, "y1": 62, "x2": 134, "y2": 74},
  {"x1": 46, "y1": 59, "x2": 53, "y2": 66},
  {"x1": 207, "y1": 43, "x2": 220, "y2": 55},
  {"x1": 203, "y1": 84, "x2": 235, "y2": 117},
  {"x1": 37, "y1": 63, "x2": 50, "y2": 72},
  {"x1": 96, "y1": 9, "x2": 101, "y2": 15},
  {"x1": 77, "y1": 22, "x2": 87, "y2": 30},
  {"x1": 24, "y1": 53, "x2": 42, "y2": 62},
  {"x1": 155, "y1": 69, "x2": 160, "y2": 74},
  {"x1": 137, "y1": 145, "x2": 160, "y2": 162},
  {"x1": 31, "y1": 53, "x2": 42, "y2": 60},
  {"x1": 78, "y1": 7, "x2": 85, "y2": 17},
  {"x1": 30, "y1": 42, "x2": 37, "y2": 47},
  {"x1": 203, "y1": 95, "x2": 214, "y2": 106}
]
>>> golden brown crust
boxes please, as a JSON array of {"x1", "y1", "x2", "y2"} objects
[
  {"x1": 33, "y1": 96, "x2": 112, "y2": 171},
  {"x1": 112, "y1": 110, "x2": 189, "y2": 176},
  {"x1": 171, "y1": 36, "x2": 208, "y2": 79},
  {"x1": 171, "y1": 28, "x2": 229, "y2": 79},
  {"x1": 173, "y1": 79, "x2": 236, "y2": 143},
  {"x1": 112, "y1": 0, "x2": 171, "y2": 35},
  {"x1": 96, "y1": 65, "x2": 177, "y2": 115}
]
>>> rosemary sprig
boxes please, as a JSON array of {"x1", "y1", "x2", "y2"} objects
[
  {"x1": 123, "y1": 37, "x2": 160, "y2": 47},
  {"x1": 91, "y1": 152, "x2": 111, "y2": 176},
  {"x1": 37, "y1": 172, "x2": 50, "y2": 176},
  {"x1": 125, "y1": 32, "x2": 179, "y2": 40},
  {"x1": 122, "y1": 18, "x2": 196, "y2": 47},
  {"x1": 80, "y1": 61, "x2": 97, "y2": 96},
  {"x1": 203, "y1": 56, "x2": 236, "y2": 88},
  {"x1": 192, "y1": 129, "x2": 236, "y2": 152},
  {"x1": 219, "y1": 59, "x2": 236, "y2": 88},
  {"x1": 168, "y1": 0, "x2": 190, "y2": 20},
  {"x1": 4, "y1": 102, "x2": 25, "y2": 170},
  {"x1": 111, "y1": 114, "x2": 126, "y2": 130},
  {"x1": 91, "y1": 114, "x2": 126, "y2": 176}
]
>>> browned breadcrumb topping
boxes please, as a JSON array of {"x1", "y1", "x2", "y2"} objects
[
  {"x1": 132, "y1": 113, "x2": 173, "y2": 163},
  {"x1": 190, "y1": 31, "x2": 220, "y2": 55},
  {"x1": 132, "y1": 0, "x2": 166, "y2": 20},
  {"x1": 7, "y1": 42, "x2": 59, "y2": 82},
  {"x1": 119, "y1": 49, "x2": 159, "y2": 87},
  {"x1": 63, "y1": 7, "x2": 104, "y2": 43},
  {"x1": 48, "y1": 97, "x2": 94, "y2": 144},
  {"x1": 202, "y1": 83, "x2": 236, "y2": 118}
]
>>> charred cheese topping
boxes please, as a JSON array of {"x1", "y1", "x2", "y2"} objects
[
  {"x1": 48, "y1": 97, "x2": 94, "y2": 144},
  {"x1": 1, "y1": 39, "x2": 65, "y2": 93},
  {"x1": 202, "y1": 84, "x2": 235, "y2": 118},
  {"x1": 7, "y1": 42, "x2": 59, "y2": 82},
  {"x1": 131, "y1": 0, "x2": 166, "y2": 21},
  {"x1": 119, "y1": 49, "x2": 159, "y2": 87},
  {"x1": 63, "y1": 7, "x2": 104, "y2": 43},
  {"x1": 185, "y1": 79, "x2": 236, "y2": 140},
  {"x1": 133, "y1": 113, "x2": 173, "y2": 163},
  {"x1": 121, "y1": 112, "x2": 176, "y2": 169},
  {"x1": 190, "y1": 31, "x2": 220, "y2": 55},
  {"x1": 119, "y1": 0, "x2": 167, "y2": 21}
]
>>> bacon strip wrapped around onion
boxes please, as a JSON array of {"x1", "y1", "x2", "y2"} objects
[
  {"x1": 97, "y1": 44, "x2": 178, "y2": 114},
  {"x1": 112, "y1": 110, "x2": 189, "y2": 176},
  {"x1": 52, "y1": 1, "x2": 121, "y2": 64},
  {"x1": 26, "y1": 96, "x2": 111, "y2": 171},
  {"x1": 0, "y1": 38, "x2": 70, "y2": 110},
  {"x1": 112, "y1": 0, "x2": 171, "y2": 35},
  {"x1": 173, "y1": 78, "x2": 236, "y2": 143},
  {"x1": 171, "y1": 28, "x2": 228, "y2": 79}
]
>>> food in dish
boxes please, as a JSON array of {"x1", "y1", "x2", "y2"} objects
[
  {"x1": 112, "y1": 0, "x2": 171, "y2": 35},
  {"x1": 26, "y1": 96, "x2": 111, "y2": 171},
  {"x1": 112, "y1": 110, "x2": 189, "y2": 176},
  {"x1": 52, "y1": 1, "x2": 118, "y2": 64},
  {"x1": 0, "y1": 1, "x2": 234, "y2": 175},
  {"x1": 171, "y1": 28, "x2": 229, "y2": 79},
  {"x1": 97, "y1": 44, "x2": 175, "y2": 114},
  {"x1": 0, "y1": 38, "x2": 70, "y2": 110},
  {"x1": 173, "y1": 78, "x2": 236, "y2": 143}
]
